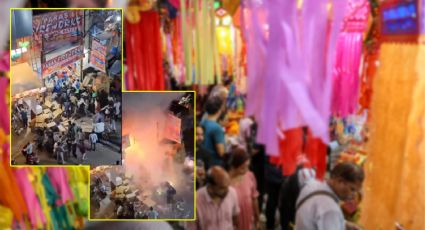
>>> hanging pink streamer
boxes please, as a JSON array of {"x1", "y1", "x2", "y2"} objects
[
  {"x1": 46, "y1": 168, "x2": 74, "y2": 206},
  {"x1": 331, "y1": 0, "x2": 370, "y2": 117},
  {"x1": 0, "y1": 77, "x2": 9, "y2": 133},
  {"x1": 241, "y1": 0, "x2": 268, "y2": 132},
  {"x1": 244, "y1": 0, "x2": 348, "y2": 156},
  {"x1": 14, "y1": 168, "x2": 47, "y2": 229},
  {"x1": 0, "y1": 51, "x2": 9, "y2": 72}
]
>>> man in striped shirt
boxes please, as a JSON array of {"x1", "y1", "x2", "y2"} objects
[{"x1": 188, "y1": 166, "x2": 240, "y2": 230}]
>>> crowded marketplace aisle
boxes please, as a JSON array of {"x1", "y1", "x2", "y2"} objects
[{"x1": 10, "y1": 9, "x2": 123, "y2": 166}]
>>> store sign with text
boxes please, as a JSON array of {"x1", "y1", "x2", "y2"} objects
[
  {"x1": 42, "y1": 46, "x2": 84, "y2": 75},
  {"x1": 33, "y1": 10, "x2": 84, "y2": 53},
  {"x1": 89, "y1": 38, "x2": 106, "y2": 72}
]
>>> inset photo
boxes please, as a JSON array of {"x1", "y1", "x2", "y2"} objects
[
  {"x1": 90, "y1": 91, "x2": 195, "y2": 220},
  {"x1": 10, "y1": 9, "x2": 123, "y2": 166}
]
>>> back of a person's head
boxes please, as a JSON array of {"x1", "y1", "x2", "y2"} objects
[
  {"x1": 223, "y1": 148, "x2": 249, "y2": 171},
  {"x1": 330, "y1": 162, "x2": 364, "y2": 183},
  {"x1": 205, "y1": 96, "x2": 223, "y2": 115}
]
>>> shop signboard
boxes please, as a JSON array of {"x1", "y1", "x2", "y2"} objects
[
  {"x1": 90, "y1": 37, "x2": 106, "y2": 72},
  {"x1": 33, "y1": 10, "x2": 84, "y2": 53},
  {"x1": 380, "y1": 0, "x2": 421, "y2": 42},
  {"x1": 42, "y1": 46, "x2": 84, "y2": 75}
]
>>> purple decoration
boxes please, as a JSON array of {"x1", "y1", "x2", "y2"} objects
[{"x1": 243, "y1": 0, "x2": 348, "y2": 156}]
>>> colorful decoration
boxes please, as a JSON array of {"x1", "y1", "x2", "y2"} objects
[
  {"x1": 243, "y1": 0, "x2": 348, "y2": 155},
  {"x1": 361, "y1": 43, "x2": 425, "y2": 230},
  {"x1": 331, "y1": 0, "x2": 370, "y2": 117},
  {"x1": 125, "y1": 11, "x2": 165, "y2": 90}
]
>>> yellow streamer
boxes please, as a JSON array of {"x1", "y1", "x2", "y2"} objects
[{"x1": 361, "y1": 43, "x2": 425, "y2": 229}]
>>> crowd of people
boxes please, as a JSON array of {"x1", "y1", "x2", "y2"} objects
[
  {"x1": 12, "y1": 70, "x2": 121, "y2": 165},
  {"x1": 192, "y1": 84, "x2": 365, "y2": 230}
]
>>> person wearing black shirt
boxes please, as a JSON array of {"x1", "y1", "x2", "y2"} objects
[{"x1": 195, "y1": 124, "x2": 212, "y2": 171}]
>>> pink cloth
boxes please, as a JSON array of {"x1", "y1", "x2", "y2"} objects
[
  {"x1": 188, "y1": 186, "x2": 240, "y2": 230},
  {"x1": 169, "y1": 0, "x2": 180, "y2": 9},
  {"x1": 14, "y1": 168, "x2": 47, "y2": 229},
  {"x1": 243, "y1": 0, "x2": 348, "y2": 156},
  {"x1": 231, "y1": 171, "x2": 259, "y2": 230},
  {"x1": 331, "y1": 0, "x2": 370, "y2": 117},
  {"x1": 46, "y1": 168, "x2": 74, "y2": 206},
  {"x1": 0, "y1": 51, "x2": 9, "y2": 72},
  {"x1": 0, "y1": 78, "x2": 9, "y2": 133}
]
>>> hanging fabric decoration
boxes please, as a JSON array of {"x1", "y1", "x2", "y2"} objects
[
  {"x1": 331, "y1": 0, "x2": 370, "y2": 117},
  {"x1": 0, "y1": 164, "x2": 89, "y2": 230},
  {"x1": 171, "y1": 17, "x2": 184, "y2": 84},
  {"x1": 14, "y1": 168, "x2": 47, "y2": 229},
  {"x1": 0, "y1": 78, "x2": 9, "y2": 133},
  {"x1": 125, "y1": 11, "x2": 165, "y2": 90},
  {"x1": 180, "y1": 0, "x2": 193, "y2": 86},
  {"x1": 361, "y1": 43, "x2": 425, "y2": 230},
  {"x1": 180, "y1": 0, "x2": 221, "y2": 87},
  {"x1": 0, "y1": 51, "x2": 9, "y2": 73},
  {"x1": 243, "y1": 0, "x2": 348, "y2": 156},
  {"x1": 0, "y1": 205, "x2": 13, "y2": 229}
]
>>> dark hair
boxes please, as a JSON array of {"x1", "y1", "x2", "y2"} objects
[
  {"x1": 150, "y1": 207, "x2": 153, "y2": 211},
  {"x1": 225, "y1": 148, "x2": 249, "y2": 170},
  {"x1": 330, "y1": 162, "x2": 364, "y2": 183},
  {"x1": 206, "y1": 170, "x2": 215, "y2": 185},
  {"x1": 205, "y1": 96, "x2": 223, "y2": 115}
]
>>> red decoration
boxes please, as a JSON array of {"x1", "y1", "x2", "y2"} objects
[{"x1": 125, "y1": 11, "x2": 165, "y2": 90}]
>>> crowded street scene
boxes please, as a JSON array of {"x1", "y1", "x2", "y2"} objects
[
  {"x1": 10, "y1": 9, "x2": 122, "y2": 165},
  {"x1": 90, "y1": 92, "x2": 195, "y2": 220}
]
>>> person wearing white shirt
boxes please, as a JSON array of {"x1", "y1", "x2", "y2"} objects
[
  {"x1": 89, "y1": 131, "x2": 99, "y2": 151},
  {"x1": 295, "y1": 162, "x2": 364, "y2": 230}
]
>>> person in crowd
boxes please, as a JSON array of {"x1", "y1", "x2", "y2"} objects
[
  {"x1": 147, "y1": 207, "x2": 159, "y2": 219},
  {"x1": 196, "y1": 160, "x2": 207, "y2": 189},
  {"x1": 77, "y1": 98, "x2": 86, "y2": 116},
  {"x1": 80, "y1": 138, "x2": 87, "y2": 161},
  {"x1": 64, "y1": 99, "x2": 71, "y2": 117},
  {"x1": 280, "y1": 155, "x2": 316, "y2": 230},
  {"x1": 196, "y1": 124, "x2": 212, "y2": 171},
  {"x1": 295, "y1": 162, "x2": 364, "y2": 230},
  {"x1": 114, "y1": 98, "x2": 121, "y2": 118},
  {"x1": 54, "y1": 136, "x2": 65, "y2": 164},
  {"x1": 89, "y1": 130, "x2": 98, "y2": 151},
  {"x1": 200, "y1": 96, "x2": 226, "y2": 166},
  {"x1": 23, "y1": 141, "x2": 33, "y2": 156},
  {"x1": 20, "y1": 108, "x2": 28, "y2": 129},
  {"x1": 76, "y1": 128, "x2": 82, "y2": 141},
  {"x1": 73, "y1": 79, "x2": 81, "y2": 93},
  {"x1": 265, "y1": 156, "x2": 285, "y2": 230},
  {"x1": 70, "y1": 137, "x2": 78, "y2": 159},
  {"x1": 85, "y1": 98, "x2": 90, "y2": 115},
  {"x1": 226, "y1": 148, "x2": 260, "y2": 230},
  {"x1": 188, "y1": 166, "x2": 239, "y2": 230}
]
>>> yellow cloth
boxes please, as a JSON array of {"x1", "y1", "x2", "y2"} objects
[
  {"x1": 30, "y1": 168, "x2": 53, "y2": 230},
  {"x1": 0, "y1": 205, "x2": 13, "y2": 230},
  {"x1": 361, "y1": 43, "x2": 425, "y2": 229},
  {"x1": 216, "y1": 26, "x2": 232, "y2": 55},
  {"x1": 182, "y1": 0, "x2": 220, "y2": 86}
]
